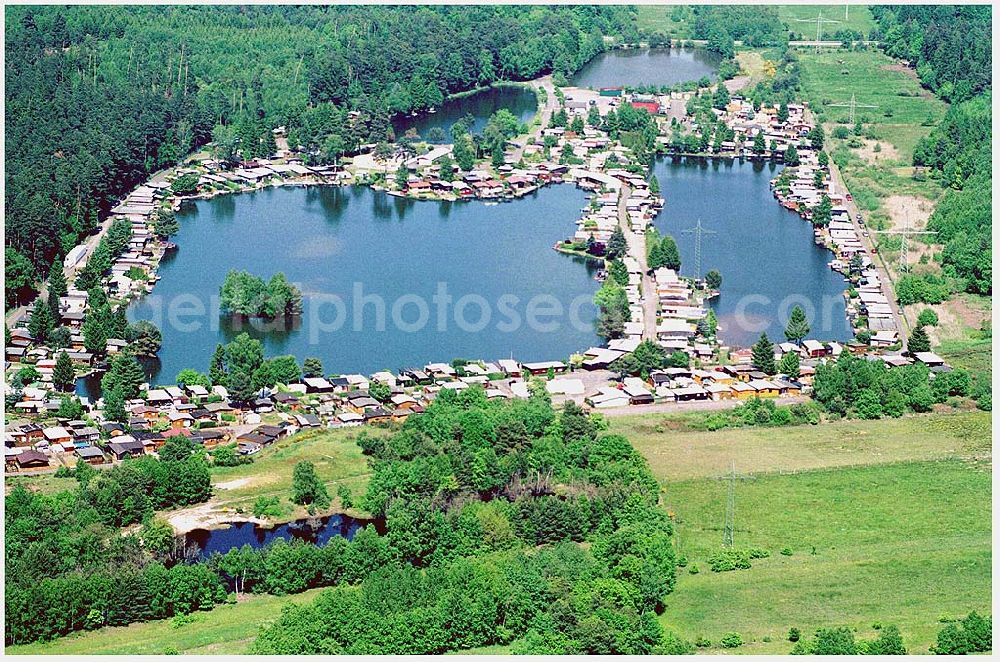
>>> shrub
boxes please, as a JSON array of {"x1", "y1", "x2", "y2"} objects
[
  {"x1": 694, "y1": 636, "x2": 711, "y2": 648},
  {"x1": 688, "y1": 564, "x2": 699, "y2": 575},
  {"x1": 720, "y1": 632, "x2": 743, "y2": 648},
  {"x1": 917, "y1": 308, "x2": 939, "y2": 326},
  {"x1": 788, "y1": 627, "x2": 801, "y2": 642},
  {"x1": 780, "y1": 547, "x2": 793, "y2": 556}
]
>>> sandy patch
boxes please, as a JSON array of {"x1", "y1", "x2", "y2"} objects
[
  {"x1": 165, "y1": 501, "x2": 266, "y2": 535},
  {"x1": 854, "y1": 138, "x2": 899, "y2": 164},
  {"x1": 882, "y1": 195, "x2": 937, "y2": 264},
  {"x1": 214, "y1": 477, "x2": 254, "y2": 490},
  {"x1": 902, "y1": 296, "x2": 991, "y2": 345}
]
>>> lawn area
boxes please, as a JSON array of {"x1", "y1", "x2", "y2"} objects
[
  {"x1": 798, "y1": 49, "x2": 947, "y2": 158},
  {"x1": 611, "y1": 410, "x2": 991, "y2": 483},
  {"x1": 636, "y1": 5, "x2": 694, "y2": 39},
  {"x1": 6, "y1": 588, "x2": 327, "y2": 655},
  {"x1": 660, "y1": 459, "x2": 991, "y2": 654},
  {"x1": 207, "y1": 426, "x2": 381, "y2": 516},
  {"x1": 778, "y1": 5, "x2": 876, "y2": 38}
]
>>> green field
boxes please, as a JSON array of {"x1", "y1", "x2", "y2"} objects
[
  {"x1": 636, "y1": 5, "x2": 696, "y2": 39},
  {"x1": 798, "y1": 49, "x2": 947, "y2": 157},
  {"x1": 6, "y1": 588, "x2": 327, "y2": 655},
  {"x1": 660, "y1": 459, "x2": 991, "y2": 654},
  {"x1": 778, "y1": 5, "x2": 876, "y2": 38},
  {"x1": 611, "y1": 411, "x2": 991, "y2": 483}
]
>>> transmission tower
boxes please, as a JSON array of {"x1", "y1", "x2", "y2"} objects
[
  {"x1": 682, "y1": 219, "x2": 716, "y2": 281},
  {"x1": 829, "y1": 93, "x2": 879, "y2": 125},
  {"x1": 723, "y1": 460, "x2": 736, "y2": 548},
  {"x1": 873, "y1": 212, "x2": 937, "y2": 275},
  {"x1": 792, "y1": 11, "x2": 841, "y2": 52}
]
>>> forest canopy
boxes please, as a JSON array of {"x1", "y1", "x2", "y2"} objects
[{"x1": 4, "y1": 5, "x2": 634, "y2": 306}]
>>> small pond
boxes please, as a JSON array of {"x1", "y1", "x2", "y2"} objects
[
  {"x1": 571, "y1": 47, "x2": 721, "y2": 89},
  {"x1": 186, "y1": 513, "x2": 378, "y2": 558}
]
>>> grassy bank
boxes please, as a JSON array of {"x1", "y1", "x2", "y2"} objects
[
  {"x1": 206, "y1": 426, "x2": 381, "y2": 518},
  {"x1": 659, "y1": 459, "x2": 991, "y2": 654},
  {"x1": 6, "y1": 588, "x2": 327, "y2": 655}
]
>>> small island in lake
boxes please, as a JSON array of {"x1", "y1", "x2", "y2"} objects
[{"x1": 219, "y1": 269, "x2": 304, "y2": 318}]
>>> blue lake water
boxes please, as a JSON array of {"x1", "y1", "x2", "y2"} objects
[
  {"x1": 392, "y1": 85, "x2": 538, "y2": 143},
  {"x1": 126, "y1": 184, "x2": 601, "y2": 384},
  {"x1": 571, "y1": 47, "x2": 721, "y2": 88},
  {"x1": 651, "y1": 156, "x2": 853, "y2": 347},
  {"x1": 186, "y1": 514, "x2": 377, "y2": 558}
]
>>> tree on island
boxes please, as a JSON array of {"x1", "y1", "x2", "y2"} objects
[
  {"x1": 648, "y1": 231, "x2": 681, "y2": 271},
  {"x1": 705, "y1": 269, "x2": 722, "y2": 290},
  {"x1": 649, "y1": 174, "x2": 661, "y2": 195},
  {"x1": 784, "y1": 305, "x2": 811, "y2": 344},
  {"x1": 751, "y1": 332, "x2": 777, "y2": 375},
  {"x1": 219, "y1": 270, "x2": 303, "y2": 318}
]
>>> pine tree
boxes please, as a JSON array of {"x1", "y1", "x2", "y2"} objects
[
  {"x1": 648, "y1": 174, "x2": 660, "y2": 195},
  {"x1": 660, "y1": 235, "x2": 681, "y2": 271},
  {"x1": 752, "y1": 131, "x2": 766, "y2": 154},
  {"x1": 395, "y1": 166, "x2": 409, "y2": 190},
  {"x1": 103, "y1": 385, "x2": 128, "y2": 423},
  {"x1": 607, "y1": 227, "x2": 627, "y2": 260},
  {"x1": 751, "y1": 332, "x2": 777, "y2": 375},
  {"x1": 778, "y1": 350, "x2": 800, "y2": 380},
  {"x1": 303, "y1": 357, "x2": 324, "y2": 378},
  {"x1": 784, "y1": 305, "x2": 811, "y2": 344},
  {"x1": 908, "y1": 325, "x2": 931, "y2": 354},
  {"x1": 28, "y1": 297, "x2": 54, "y2": 344},
  {"x1": 53, "y1": 351, "x2": 76, "y2": 391},
  {"x1": 783, "y1": 144, "x2": 800, "y2": 166},
  {"x1": 209, "y1": 343, "x2": 228, "y2": 387},
  {"x1": 47, "y1": 258, "x2": 67, "y2": 319},
  {"x1": 101, "y1": 353, "x2": 146, "y2": 399}
]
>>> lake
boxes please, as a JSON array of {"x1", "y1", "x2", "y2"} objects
[
  {"x1": 391, "y1": 85, "x2": 538, "y2": 143},
  {"x1": 186, "y1": 514, "x2": 377, "y2": 558},
  {"x1": 651, "y1": 156, "x2": 853, "y2": 348},
  {"x1": 571, "y1": 47, "x2": 721, "y2": 89},
  {"x1": 126, "y1": 184, "x2": 600, "y2": 384}
]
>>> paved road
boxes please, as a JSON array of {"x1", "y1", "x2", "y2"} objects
[
  {"x1": 616, "y1": 184, "x2": 657, "y2": 340},
  {"x1": 511, "y1": 75, "x2": 558, "y2": 163}
]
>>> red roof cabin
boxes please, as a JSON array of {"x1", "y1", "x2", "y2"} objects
[{"x1": 630, "y1": 101, "x2": 660, "y2": 115}]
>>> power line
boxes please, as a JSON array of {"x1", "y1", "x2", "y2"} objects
[
  {"x1": 828, "y1": 92, "x2": 879, "y2": 125},
  {"x1": 681, "y1": 219, "x2": 716, "y2": 281},
  {"x1": 791, "y1": 11, "x2": 841, "y2": 52}
]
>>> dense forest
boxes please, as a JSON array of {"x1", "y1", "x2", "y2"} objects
[
  {"x1": 6, "y1": 388, "x2": 683, "y2": 653},
  {"x1": 875, "y1": 5, "x2": 992, "y2": 298},
  {"x1": 871, "y1": 5, "x2": 991, "y2": 103},
  {"x1": 5, "y1": 5, "x2": 634, "y2": 307}
]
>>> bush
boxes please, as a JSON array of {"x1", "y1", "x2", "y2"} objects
[
  {"x1": 917, "y1": 308, "x2": 939, "y2": 326},
  {"x1": 780, "y1": 547, "x2": 793, "y2": 556},
  {"x1": 720, "y1": 632, "x2": 743, "y2": 648},
  {"x1": 694, "y1": 636, "x2": 711, "y2": 648},
  {"x1": 788, "y1": 627, "x2": 801, "y2": 642},
  {"x1": 253, "y1": 496, "x2": 283, "y2": 519},
  {"x1": 688, "y1": 564, "x2": 699, "y2": 575}
]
